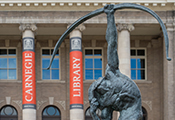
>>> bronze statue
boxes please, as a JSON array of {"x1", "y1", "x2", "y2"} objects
[
  {"x1": 47, "y1": 3, "x2": 171, "y2": 120},
  {"x1": 88, "y1": 5, "x2": 142, "y2": 120}
]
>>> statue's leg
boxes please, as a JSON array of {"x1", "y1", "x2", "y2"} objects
[
  {"x1": 90, "y1": 106, "x2": 100, "y2": 120},
  {"x1": 101, "y1": 107, "x2": 113, "y2": 120},
  {"x1": 104, "y1": 4, "x2": 119, "y2": 72},
  {"x1": 89, "y1": 98, "x2": 101, "y2": 120},
  {"x1": 118, "y1": 99, "x2": 142, "y2": 120}
]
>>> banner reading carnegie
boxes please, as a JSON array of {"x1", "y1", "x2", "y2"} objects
[{"x1": 22, "y1": 38, "x2": 36, "y2": 109}]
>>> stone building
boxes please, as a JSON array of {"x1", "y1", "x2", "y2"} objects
[{"x1": 0, "y1": 0, "x2": 174, "y2": 120}]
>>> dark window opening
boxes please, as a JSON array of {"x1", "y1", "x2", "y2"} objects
[
  {"x1": 42, "y1": 106, "x2": 61, "y2": 120},
  {"x1": 142, "y1": 107, "x2": 147, "y2": 120},
  {"x1": 0, "y1": 105, "x2": 18, "y2": 120}
]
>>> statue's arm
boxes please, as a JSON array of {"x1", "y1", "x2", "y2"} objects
[
  {"x1": 104, "y1": 5, "x2": 119, "y2": 72},
  {"x1": 89, "y1": 98, "x2": 100, "y2": 120}
]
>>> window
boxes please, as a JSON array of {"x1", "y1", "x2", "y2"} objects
[
  {"x1": 131, "y1": 48, "x2": 146, "y2": 80},
  {"x1": 0, "y1": 49, "x2": 17, "y2": 80},
  {"x1": 85, "y1": 107, "x2": 101, "y2": 120},
  {"x1": 42, "y1": 49, "x2": 59, "y2": 80},
  {"x1": 0, "y1": 105, "x2": 18, "y2": 120},
  {"x1": 42, "y1": 106, "x2": 61, "y2": 120},
  {"x1": 84, "y1": 48, "x2": 103, "y2": 80}
]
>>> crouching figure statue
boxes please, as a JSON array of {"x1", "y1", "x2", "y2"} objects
[
  {"x1": 88, "y1": 5, "x2": 143, "y2": 120},
  {"x1": 47, "y1": 2, "x2": 170, "y2": 120}
]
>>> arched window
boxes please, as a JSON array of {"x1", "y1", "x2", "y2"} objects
[
  {"x1": 85, "y1": 107, "x2": 101, "y2": 120},
  {"x1": 42, "y1": 106, "x2": 61, "y2": 120},
  {"x1": 0, "y1": 105, "x2": 18, "y2": 120},
  {"x1": 142, "y1": 107, "x2": 147, "y2": 120}
]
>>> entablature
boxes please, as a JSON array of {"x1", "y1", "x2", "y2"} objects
[{"x1": 0, "y1": 1, "x2": 174, "y2": 11}]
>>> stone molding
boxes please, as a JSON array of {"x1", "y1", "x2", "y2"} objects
[
  {"x1": 19, "y1": 24, "x2": 37, "y2": 32},
  {"x1": 56, "y1": 101, "x2": 66, "y2": 110},
  {"x1": 37, "y1": 100, "x2": 47, "y2": 110},
  {"x1": 0, "y1": 2, "x2": 173, "y2": 12},
  {"x1": 0, "y1": 1, "x2": 174, "y2": 8},
  {"x1": 117, "y1": 24, "x2": 135, "y2": 32},
  {"x1": 6, "y1": 97, "x2": 11, "y2": 104},
  {"x1": 0, "y1": 100, "x2": 4, "y2": 104},
  {"x1": 49, "y1": 97, "x2": 54, "y2": 105},
  {"x1": 12, "y1": 100, "x2": 22, "y2": 109},
  {"x1": 0, "y1": 11, "x2": 167, "y2": 24},
  {"x1": 142, "y1": 100, "x2": 152, "y2": 110}
]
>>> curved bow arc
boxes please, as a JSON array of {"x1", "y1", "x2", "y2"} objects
[
  {"x1": 47, "y1": 3, "x2": 171, "y2": 69},
  {"x1": 113, "y1": 3, "x2": 171, "y2": 61},
  {"x1": 47, "y1": 8, "x2": 104, "y2": 69}
]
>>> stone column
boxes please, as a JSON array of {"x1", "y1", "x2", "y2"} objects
[
  {"x1": 65, "y1": 39, "x2": 70, "y2": 120},
  {"x1": 19, "y1": 24, "x2": 37, "y2": 120},
  {"x1": 69, "y1": 24, "x2": 86, "y2": 120},
  {"x1": 163, "y1": 23, "x2": 175, "y2": 120},
  {"x1": 117, "y1": 24, "x2": 134, "y2": 77}
]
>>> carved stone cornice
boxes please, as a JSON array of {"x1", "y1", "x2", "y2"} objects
[
  {"x1": 0, "y1": 1, "x2": 173, "y2": 8},
  {"x1": 117, "y1": 24, "x2": 135, "y2": 32},
  {"x1": 19, "y1": 23, "x2": 37, "y2": 32}
]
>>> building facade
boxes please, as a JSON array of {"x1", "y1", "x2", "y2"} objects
[{"x1": 0, "y1": 0, "x2": 174, "y2": 120}]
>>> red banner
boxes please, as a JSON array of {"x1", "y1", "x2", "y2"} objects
[
  {"x1": 70, "y1": 51, "x2": 84, "y2": 105},
  {"x1": 22, "y1": 51, "x2": 36, "y2": 105}
]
